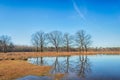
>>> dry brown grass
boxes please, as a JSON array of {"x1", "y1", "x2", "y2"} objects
[
  {"x1": 0, "y1": 51, "x2": 120, "y2": 60},
  {"x1": 0, "y1": 60, "x2": 51, "y2": 80}
]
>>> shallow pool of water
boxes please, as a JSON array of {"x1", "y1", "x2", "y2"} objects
[{"x1": 18, "y1": 55, "x2": 120, "y2": 80}]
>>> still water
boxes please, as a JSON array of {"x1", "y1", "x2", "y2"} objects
[{"x1": 18, "y1": 55, "x2": 120, "y2": 80}]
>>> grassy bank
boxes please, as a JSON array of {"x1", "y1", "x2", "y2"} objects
[
  {"x1": 0, "y1": 51, "x2": 120, "y2": 60},
  {"x1": 0, "y1": 60, "x2": 51, "y2": 80}
]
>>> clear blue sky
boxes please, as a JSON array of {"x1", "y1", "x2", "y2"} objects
[{"x1": 0, "y1": 0, "x2": 120, "y2": 47}]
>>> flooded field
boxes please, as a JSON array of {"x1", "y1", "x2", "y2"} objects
[{"x1": 18, "y1": 55, "x2": 120, "y2": 80}]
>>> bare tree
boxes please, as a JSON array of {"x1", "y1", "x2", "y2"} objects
[
  {"x1": 63, "y1": 33, "x2": 73, "y2": 52},
  {"x1": 32, "y1": 31, "x2": 47, "y2": 52},
  {"x1": 8, "y1": 42, "x2": 14, "y2": 52},
  {"x1": 84, "y1": 34, "x2": 92, "y2": 52},
  {"x1": 47, "y1": 31, "x2": 63, "y2": 52},
  {"x1": 75, "y1": 30, "x2": 91, "y2": 52},
  {"x1": 0, "y1": 35, "x2": 12, "y2": 53},
  {"x1": 76, "y1": 30, "x2": 85, "y2": 52}
]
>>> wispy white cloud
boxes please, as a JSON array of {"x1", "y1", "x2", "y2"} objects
[{"x1": 71, "y1": 0, "x2": 85, "y2": 20}]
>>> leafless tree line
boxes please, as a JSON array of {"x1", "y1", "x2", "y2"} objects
[
  {"x1": 0, "y1": 30, "x2": 120, "y2": 53},
  {"x1": 0, "y1": 30, "x2": 92, "y2": 53},
  {"x1": 31, "y1": 30, "x2": 92, "y2": 52}
]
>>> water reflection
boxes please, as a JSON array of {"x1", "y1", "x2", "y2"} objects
[
  {"x1": 28, "y1": 55, "x2": 91, "y2": 79},
  {"x1": 22, "y1": 55, "x2": 120, "y2": 80},
  {"x1": 76, "y1": 56, "x2": 91, "y2": 78},
  {"x1": 30, "y1": 57, "x2": 44, "y2": 65}
]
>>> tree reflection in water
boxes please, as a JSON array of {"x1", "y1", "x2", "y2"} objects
[
  {"x1": 77, "y1": 55, "x2": 91, "y2": 78},
  {"x1": 49, "y1": 55, "x2": 91, "y2": 80},
  {"x1": 28, "y1": 55, "x2": 91, "y2": 80},
  {"x1": 29, "y1": 57, "x2": 45, "y2": 66}
]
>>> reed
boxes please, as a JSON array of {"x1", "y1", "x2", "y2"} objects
[{"x1": 0, "y1": 51, "x2": 120, "y2": 60}]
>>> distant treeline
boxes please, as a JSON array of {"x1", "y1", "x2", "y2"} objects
[
  {"x1": 0, "y1": 30, "x2": 120, "y2": 53},
  {"x1": 0, "y1": 45, "x2": 120, "y2": 52}
]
